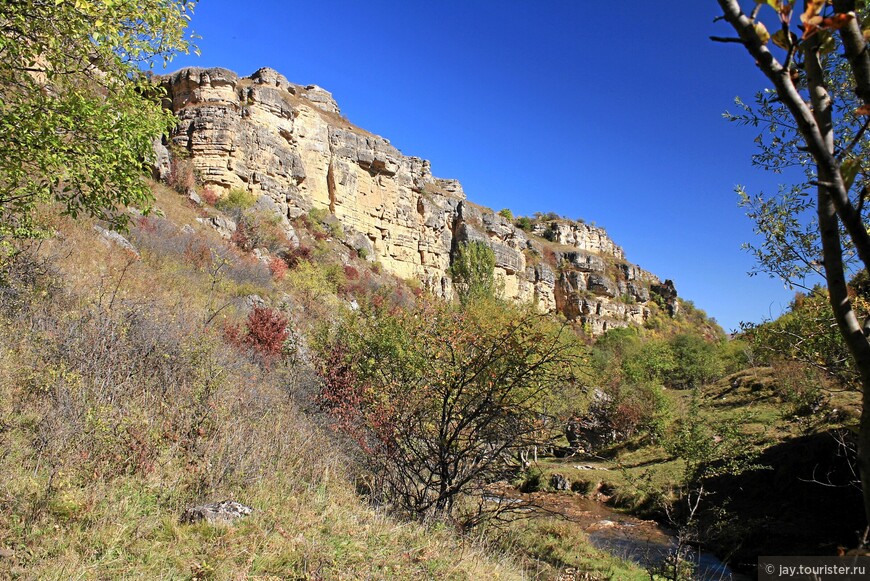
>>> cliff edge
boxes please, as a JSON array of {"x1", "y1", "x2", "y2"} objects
[{"x1": 160, "y1": 66, "x2": 676, "y2": 333}]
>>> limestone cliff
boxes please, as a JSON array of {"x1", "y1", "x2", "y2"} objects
[{"x1": 161, "y1": 66, "x2": 676, "y2": 333}]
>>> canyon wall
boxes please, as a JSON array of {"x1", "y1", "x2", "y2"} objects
[{"x1": 161, "y1": 66, "x2": 675, "y2": 333}]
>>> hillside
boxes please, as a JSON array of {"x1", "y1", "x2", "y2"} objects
[
  {"x1": 0, "y1": 183, "x2": 653, "y2": 579},
  {"x1": 158, "y1": 66, "x2": 678, "y2": 335}
]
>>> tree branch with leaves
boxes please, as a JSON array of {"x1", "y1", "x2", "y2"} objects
[
  {"x1": 714, "y1": 0, "x2": 870, "y2": 529},
  {"x1": 0, "y1": 0, "x2": 197, "y2": 254}
]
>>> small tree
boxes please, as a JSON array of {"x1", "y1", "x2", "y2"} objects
[
  {"x1": 449, "y1": 240, "x2": 497, "y2": 303},
  {"x1": 714, "y1": 0, "x2": 870, "y2": 527},
  {"x1": 316, "y1": 296, "x2": 583, "y2": 526}
]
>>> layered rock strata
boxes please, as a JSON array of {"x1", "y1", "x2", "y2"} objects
[{"x1": 161, "y1": 66, "x2": 676, "y2": 332}]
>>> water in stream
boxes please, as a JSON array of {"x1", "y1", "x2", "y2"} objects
[{"x1": 491, "y1": 489, "x2": 742, "y2": 579}]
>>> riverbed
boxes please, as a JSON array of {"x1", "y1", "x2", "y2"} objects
[{"x1": 491, "y1": 488, "x2": 744, "y2": 580}]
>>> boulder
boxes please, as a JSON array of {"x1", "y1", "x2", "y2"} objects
[
  {"x1": 180, "y1": 500, "x2": 253, "y2": 525},
  {"x1": 152, "y1": 138, "x2": 171, "y2": 181},
  {"x1": 206, "y1": 215, "x2": 237, "y2": 239},
  {"x1": 93, "y1": 225, "x2": 139, "y2": 258},
  {"x1": 550, "y1": 473, "x2": 571, "y2": 491}
]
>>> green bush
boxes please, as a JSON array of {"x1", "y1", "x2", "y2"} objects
[
  {"x1": 314, "y1": 296, "x2": 584, "y2": 524},
  {"x1": 449, "y1": 240, "x2": 497, "y2": 304},
  {"x1": 516, "y1": 467, "x2": 543, "y2": 493},
  {"x1": 667, "y1": 334, "x2": 724, "y2": 389},
  {"x1": 215, "y1": 188, "x2": 256, "y2": 214},
  {"x1": 514, "y1": 216, "x2": 533, "y2": 231}
]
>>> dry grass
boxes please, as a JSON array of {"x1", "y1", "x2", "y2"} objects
[
  {"x1": 0, "y1": 182, "x2": 657, "y2": 579},
  {"x1": 0, "y1": 190, "x2": 531, "y2": 580}
]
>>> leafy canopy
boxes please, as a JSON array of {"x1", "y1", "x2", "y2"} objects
[{"x1": 0, "y1": 0, "x2": 196, "y2": 246}]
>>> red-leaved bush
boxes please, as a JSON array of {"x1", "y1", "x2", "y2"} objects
[
  {"x1": 231, "y1": 222, "x2": 251, "y2": 251},
  {"x1": 225, "y1": 307, "x2": 289, "y2": 362},
  {"x1": 201, "y1": 187, "x2": 219, "y2": 206},
  {"x1": 245, "y1": 306, "x2": 289, "y2": 358},
  {"x1": 283, "y1": 244, "x2": 312, "y2": 269},
  {"x1": 343, "y1": 265, "x2": 359, "y2": 280},
  {"x1": 269, "y1": 256, "x2": 288, "y2": 280}
]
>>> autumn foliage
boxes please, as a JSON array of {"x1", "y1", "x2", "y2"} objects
[
  {"x1": 315, "y1": 296, "x2": 583, "y2": 525},
  {"x1": 226, "y1": 306, "x2": 290, "y2": 361}
]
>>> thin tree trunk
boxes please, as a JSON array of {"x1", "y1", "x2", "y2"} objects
[
  {"x1": 717, "y1": 0, "x2": 870, "y2": 529},
  {"x1": 817, "y1": 186, "x2": 870, "y2": 528},
  {"x1": 806, "y1": 14, "x2": 870, "y2": 531}
]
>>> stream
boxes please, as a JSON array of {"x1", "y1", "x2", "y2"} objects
[{"x1": 488, "y1": 489, "x2": 744, "y2": 580}]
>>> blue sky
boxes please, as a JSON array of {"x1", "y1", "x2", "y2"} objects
[{"x1": 165, "y1": 0, "x2": 808, "y2": 332}]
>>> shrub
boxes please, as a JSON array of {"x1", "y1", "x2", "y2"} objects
[
  {"x1": 183, "y1": 238, "x2": 213, "y2": 270},
  {"x1": 201, "y1": 187, "x2": 219, "y2": 206},
  {"x1": 343, "y1": 264, "x2": 359, "y2": 280},
  {"x1": 667, "y1": 333, "x2": 724, "y2": 389},
  {"x1": 230, "y1": 221, "x2": 251, "y2": 251},
  {"x1": 283, "y1": 244, "x2": 313, "y2": 269},
  {"x1": 498, "y1": 208, "x2": 514, "y2": 221},
  {"x1": 621, "y1": 338, "x2": 676, "y2": 385},
  {"x1": 771, "y1": 359, "x2": 826, "y2": 417},
  {"x1": 516, "y1": 467, "x2": 543, "y2": 493},
  {"x1": 269, "y1": 256, "x2": 288, "y2": 280},
  {"x1": 449, "y1": 240, "x2": 497, "y2": 304},
  {"x1": 315, "y1": 296, "x2": 584, "y2": 525},
  {"x1": 515, "y1": 216, "x2": 533, "y2": 231},
  {"x1": 168, "y1": 156, "x2": 196, "y2": 194},
  {"x1": 308, "y1": 207, "x2": 329, "y2": 224},
  {"x1": 215, "y1": 188, "x2": 256, "y2": 214},
  {"x1": 236, "y1": 211, "x2": 291, "y2": 253},
  {"x1": 609, "y1": 382, "x2": 671, "y2": 441},
  {"x1": 243, "y1": 306, "x2": 290, "y2": 360}
]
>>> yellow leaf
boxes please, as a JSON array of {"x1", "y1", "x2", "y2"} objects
[
  {"x1": 800, "y1": 0, "x2": 825, "y2": 24},
  {"x1": 755, "y1": 22, "x2": 771, "y2": 44},
  {"x1": 841, "y1": 158, "x2": 860, "y2": 191}
]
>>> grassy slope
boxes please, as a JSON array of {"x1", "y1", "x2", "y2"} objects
[{"x1": 0, "y1": 184, "x2": 645, "y2": 580}]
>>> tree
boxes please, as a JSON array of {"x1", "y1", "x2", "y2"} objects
[
  {"x1": 713, "y1": 0, "x2": 870, "y2": 527},
  {"x1": 315, "y1": 296, "x2": 583, "y2": 527},
  {"x1": 448, "y1": 240, "x2": 497, "y2": 303},
  {"x1": 0, "y1": 0, "x2": 196, "y2": 250}
]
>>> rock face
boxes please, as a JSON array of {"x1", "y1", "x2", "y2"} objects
[{"x1": 161, "y1": 67, "x2": 677, "y2": 332}]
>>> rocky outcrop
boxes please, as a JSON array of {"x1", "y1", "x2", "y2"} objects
[{"x1": 161, "y1": 67, "x2": 675, "y2": 333}]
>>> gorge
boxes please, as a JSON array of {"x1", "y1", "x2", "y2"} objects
[{"x1": 159, "y1": 66, "x2": 679, "y2": 334}]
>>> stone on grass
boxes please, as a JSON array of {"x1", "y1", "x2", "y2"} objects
[{"x1": 180, "y1": 500, "x2": 253, "y2": 525}]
